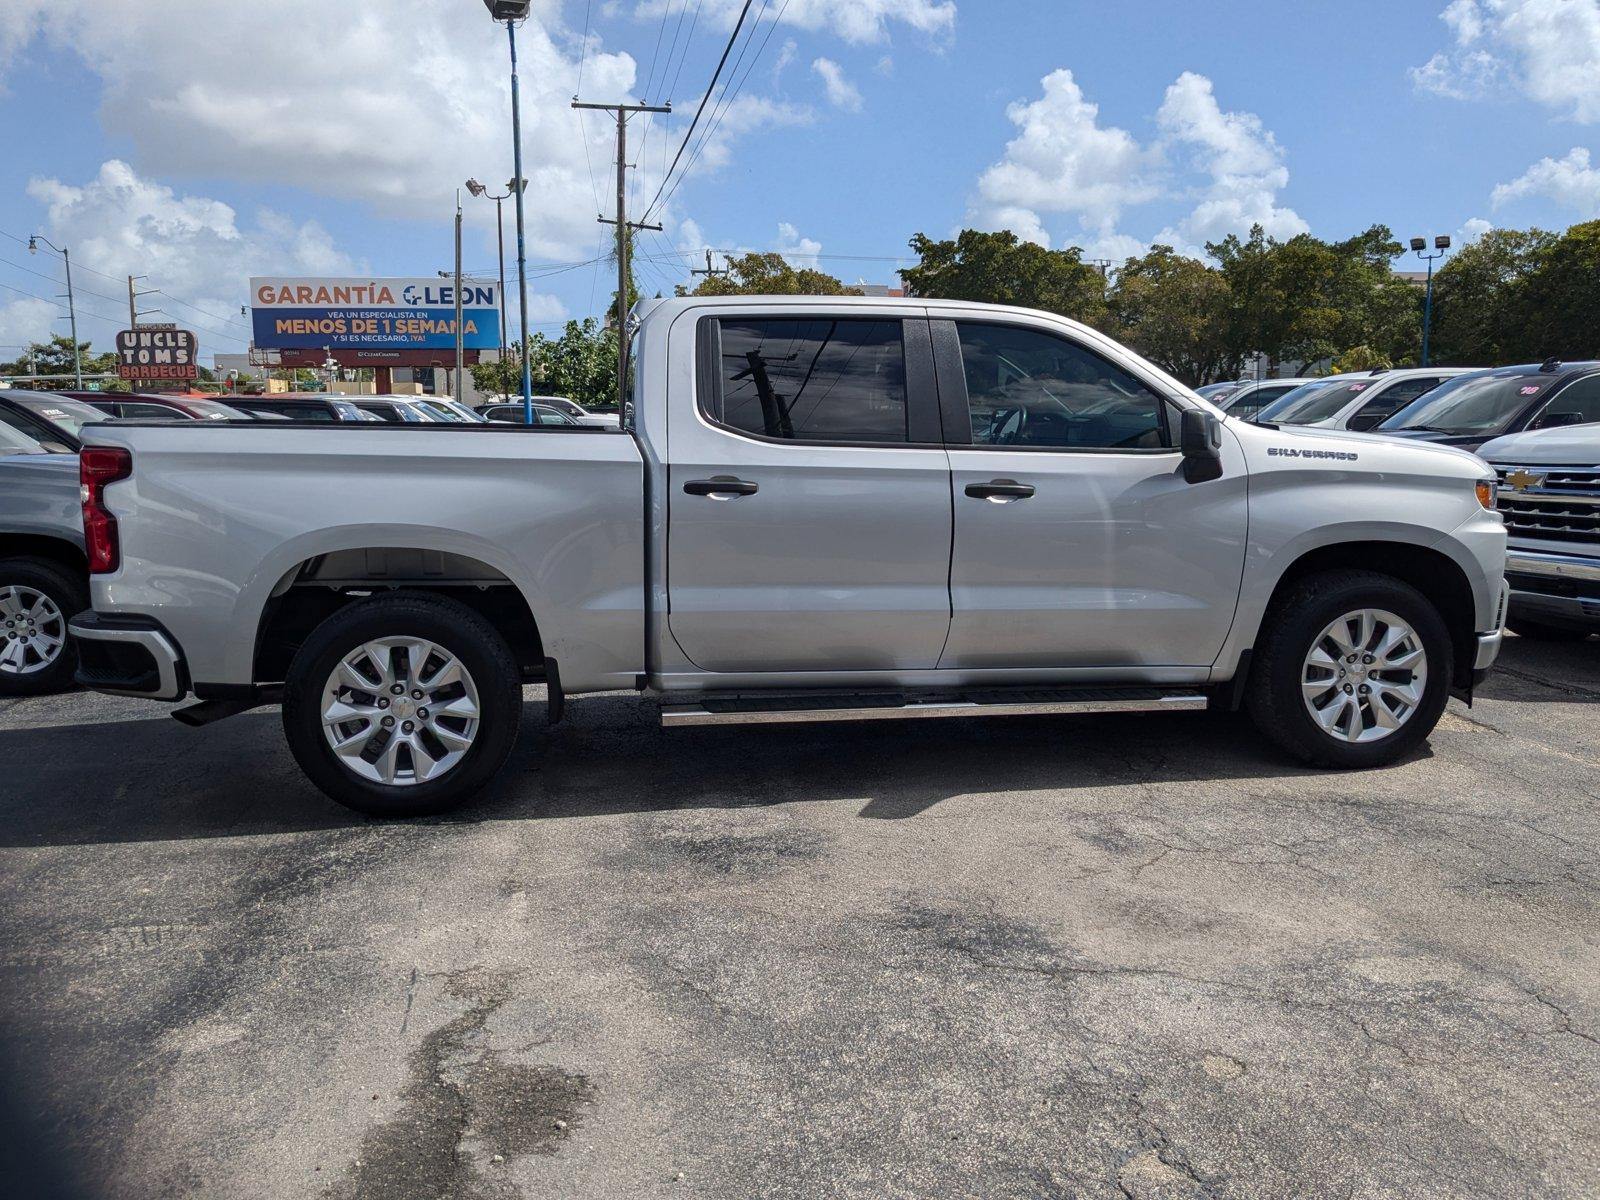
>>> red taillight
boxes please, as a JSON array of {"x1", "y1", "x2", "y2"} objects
[{"x1": 80, "y1": 447, "x2": 132, "y2": 574}]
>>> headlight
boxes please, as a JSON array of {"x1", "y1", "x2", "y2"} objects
[{"x1": 1476, "y1": 477, "x2": 1499, "y2": 510}]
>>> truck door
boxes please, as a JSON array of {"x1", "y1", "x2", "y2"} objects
[
  {"x1": 666, "y1": 313, "x2": 952, "y2": 673},
  {"x1": 934, "y1": 316, "x2": 1248, "y2": 670}
]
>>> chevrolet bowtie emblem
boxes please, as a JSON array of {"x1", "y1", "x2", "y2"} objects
[{"x1": 1506, "y1": 468, "x2": 1546, "y2": 492}]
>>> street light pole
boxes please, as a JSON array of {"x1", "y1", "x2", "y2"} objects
[
  {"x1": 29, "y1": 235, "x2": 81, "y2": 389},
  {"x1": 484, "y1": 0, "x2": 536, "y2": 422},
  {"x1": 1410, "y1": 235, "x2": 1452, "y2": 368},
  {"x1": 466, "y1": 177, "x2": 515, "y2": 380}
]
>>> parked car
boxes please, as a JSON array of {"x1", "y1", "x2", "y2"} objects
[
  {"x1": 1378, "y1": 360, "x2": 1600, "y2": 452},
  {"x1": 0, "y1": 425, "x2": 86, "y2": 694},
  {"x1": 534, "y1": 396, "x2": 621, "y2": 428},
  {"x1": 1194, "y1": 381, "x2": 1248, "y2": 403},
  {"x1": 84, "y1": 395, "x2": 252, "y2": 421},
  {"x1": 226, "y1": 396, "x2": 381, "y2": 423},
  {"x1": 0, "y1": 391, "x2": 111, "y2": 450},
  {"x1": 1215, "y1": 378, "x2": 1320, "y2": 420},
  {"x1": 70, "y1": 295, "x2": 1507, "y2": 816},
  {"x1": 413, "y1": 398, "x2": 486, "y2": 423},
  {"x1": 1254, "y1": 368, "x2": 1472, "y2": 432},
  {"x1": 1478, "y1": 423, "x2": 1600, "y2": 641},
  {"x1": 481, "y1": 402, "x2": 584, "y2": 426},
  {"x1": 351, "y1": 398, "x2": 441, "y2": 423}
]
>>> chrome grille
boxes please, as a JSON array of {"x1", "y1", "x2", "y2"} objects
[{"x1": 1494, "y1": 464, "x2": 1600, "y2": 543}]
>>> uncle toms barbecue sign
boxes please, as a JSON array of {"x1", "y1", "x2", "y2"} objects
[{"x1": 116, "y1": 326, "x2": 198, "y2": 385}]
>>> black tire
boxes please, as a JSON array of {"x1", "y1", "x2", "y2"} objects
[
  {"x1": 282, "y1": 592, "x2": 523, "y2": 817},
  {"x1": 1247, "y1": 570, "x2": 1453, "y2": 769},
  {"x1": 0, "y1": 556, "x2": 88, "y2": 697},
  {"x1": 1506, "y1": 615, "x2": 1592, "y2": 642}
]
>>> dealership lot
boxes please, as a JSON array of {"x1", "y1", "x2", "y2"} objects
[{"x1": 1, "y1": 634, "x2": 1596, "y2": 1200}]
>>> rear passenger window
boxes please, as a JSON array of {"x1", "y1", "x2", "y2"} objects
[
  {"x1": 957, "y1": 322, "x2": 1168, "y2": 449},
  {"x1": 1363, "y1": 376, "x2": 1440, "y2": 418},
  {"x1": 711, "y1": 317, "x2": 908, "y2": 443}
]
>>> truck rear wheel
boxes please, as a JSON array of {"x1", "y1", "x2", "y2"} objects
[
  {"x1": 282, "y1": 593, "x2": 523, "y2": 816},
  {"x1": 0, "y1": 557, "x2": 86, "y2": 697},
  {"x1": 1247, "y1": 570, "x2": 1452, "y2": 769}
]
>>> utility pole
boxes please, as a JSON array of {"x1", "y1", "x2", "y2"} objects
[
  {"x1": 453, "y1": 190, "x2": 464, "y2": 402},
  {"x1": 127, "y1": 276, "x2": 160, "y2": 392},
  {"x1": 572, "y1": 98, "x2": 670, "y2": 409},
  {"x1": 690, "y1": 250, "x2": 729, "y2": 283}
]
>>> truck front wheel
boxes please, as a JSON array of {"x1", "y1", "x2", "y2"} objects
[
  {"x1": 282, "y1": 593, "x2": 523, "y2": 816},
  {"x1": 1247, "y1": 570, "x2": 1453, "y2": 769}
]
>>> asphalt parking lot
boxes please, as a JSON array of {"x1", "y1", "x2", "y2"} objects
[{"x1": 1, "y1": 634, "x2": 1597, "y2": 1200}]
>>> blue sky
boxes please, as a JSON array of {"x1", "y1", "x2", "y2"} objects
[{"x1": 0, "y1": 0, "x2": 1596, "y2": 363}]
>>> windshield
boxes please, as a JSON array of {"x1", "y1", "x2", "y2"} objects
[
  {"x1": 414, "y1": 400, "x2": 469, "y2": 422},
  {"x1": 1380, "y1": 373, "x2": 1541, "y2": 434},
  {"x1": 1258, "y1": 378, "x2": 1373, "y2": 424},
  {"x1": 0, "y1": 421, "x2": 47, "y2": 454},
  {"x1": 1195, "y1": 382, "x2": 1241, "y2": 401},
  {"x1": 11, "y1": 394, "x2": 106, "y2": 436},
  {"x1": 181, "y1": 399, "x2": 250, "y2": 420}
]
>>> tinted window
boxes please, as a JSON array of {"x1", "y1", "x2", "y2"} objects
[
  {"x1": 0, "y1": 420, "x2": 44, "y2": 454},
  {"x1": 119, "y1": 402, "x2": 183, "y2": 419},
  {"x1": 1364, "y1": 376, "x2": 1443, "y2": 419},
  {"x1": 237, "y1": 402, "x2": 335, "y2": 422},
  {"x1": 712, "y1": 318, "x2": 908, "y2": 443},
  {"x1": 1256, "y1": 379, "x2": 1351, "y2": 424},
  {"x1": 958, "y1": 322, "x2": 1166, "y2": 449},
  {"x1": 1381, "y1": 373, "x2": 1545, "y2": 435}
]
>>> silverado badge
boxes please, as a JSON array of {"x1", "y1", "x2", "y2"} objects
[{"x1": 1505, "y1": 468, "x2": 1546, "y2": 492}]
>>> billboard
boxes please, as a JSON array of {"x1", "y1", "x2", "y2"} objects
[
  {"x1": 249, "y1": 277, "x2": 500, "y2": 351},
  {"x1": 116, "y1": 326, "x2": 198, "y2": 386}
]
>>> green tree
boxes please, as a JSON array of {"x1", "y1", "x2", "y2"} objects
[
  {"x1": 899, "y1": 229, "x2": 1109, "y2": 328},
  {"x1": 1430, "y1": 228, "x2": 1556, "y2": 364},
  {"x1": 681, "y1": 251, "x2": 860, "y2": 297},
  {"x1": 1519, "y1": 219, "x2": 1600, "y2": 361},
  {"x1": 1106, "y1": 246, "x2": 1236, "y2": 384},
  {"x1": 0, "y1": 334, "x2": 102, "y2": 389},
  {"x1": 471, "y1": 318, "x2": 621, "y2": 409}
]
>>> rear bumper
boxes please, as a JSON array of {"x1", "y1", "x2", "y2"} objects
[{"x1": 69, "y1": 612, "x2": 188, "y2": 700}]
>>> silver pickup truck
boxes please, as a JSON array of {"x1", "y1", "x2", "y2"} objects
[
  {"x1": 1479, "y1": 423, "x2": 1600, "y2": 639},
  {"x1": 71, "y1": 297, "x2": 1509, "y2": 815}
]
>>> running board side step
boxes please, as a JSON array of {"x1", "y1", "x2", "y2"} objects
[{"x1": 659, "y1": 686, "x2": 1209, "y2": 727}]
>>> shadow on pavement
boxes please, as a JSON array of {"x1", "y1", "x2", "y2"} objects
[
  {"x1": 0, "y1": 693, "x2": 1345, "y2": 848},
  {"x1": 1479, "y1": 633, "x2": 1600, "y2": 705}
]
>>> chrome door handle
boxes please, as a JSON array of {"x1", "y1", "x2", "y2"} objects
[
  {"x1": 965, "y1": 479, "x2": 1035, "y2": 502},
  {"x1": 684, "y1": 476, "x2": 759, "y2": 498}
]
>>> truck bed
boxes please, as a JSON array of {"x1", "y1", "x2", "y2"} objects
[{"x1": 83, "y1": 421, "x2": 646, "y2": 692}]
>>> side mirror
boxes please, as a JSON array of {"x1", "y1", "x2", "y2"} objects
[
  {"x1": 1534, "y1": 410, "x2": 1583, "y2": 430},
  {"x1": 1347, "y1": 411, "x2": 1384, "y2": 432},
  {"x1": 1181, "y1": 408, "x2": 1224, "y2": 484}
]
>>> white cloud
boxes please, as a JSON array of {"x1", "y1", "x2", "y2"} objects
[
  {"x1": 811, "y1": 57, "x2": 863, "y2": 111},
  {"x1": 636, "y1": 0, "x2": 956, "y2": 45},
  {"x1": 973, "y1": 69, "x2": 1160, "y2": 249},
  {"x1": 0, "y1": 297, "x2": 58, "y2": 354},
  {"x1": 8, "y1": 159, "x2": 358, "y2": 351},
  {"x1": 1459, "y1": 215, "x2": 1496, "y2": 242},
  {"x1": 1412, "y1": 0, "x2": 1600, "y2": 123},
  {"x1": 1153, "y1": 71, "x2": 1308, "y2": 249},
  {"x1": 1491, "y1": 146, "x2": 1600, "y2": 212},
  {"x1": 773, "y1": 221, "x2": 823, "y2": 269},
  {"x1": 971, "y1": 68, "x2": 1304, "y2": 259}
]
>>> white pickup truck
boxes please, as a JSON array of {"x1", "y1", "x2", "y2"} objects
[{"x1": 71, "y1": 297, "x2": 1508, "y2": 815}]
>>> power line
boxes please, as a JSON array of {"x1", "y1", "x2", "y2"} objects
[
  {"x1": 639, "y1": 0, "x2": 754, "y2": 225},
  {"x1": 645, "y1": 0, "x2": 788, "y2": 225}
]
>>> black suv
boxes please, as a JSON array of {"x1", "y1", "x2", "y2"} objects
[{"x1": 1379, "y1": 360, "x2": 1600, "y2": 453}]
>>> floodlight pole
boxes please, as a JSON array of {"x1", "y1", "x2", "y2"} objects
[
  {"x1": 30, "y1": 236, "x2": 81, "y2": 388},
  {"x1": 506, "y1": 21, "x2": 535, "y2": 423},
  {"x1": 1412, "y1": 236, "x2": 1451, "y2": 368}
]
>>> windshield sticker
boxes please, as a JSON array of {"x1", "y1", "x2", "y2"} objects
[
  {"x1": 1267, "y1": 447, "x2": 1359, "y2": 461},
  {"x1": 42, "y1": 409, "x2": 66, "y2": 418},
  {"x1": 1348, "y1": 382, "x2": 1367, "y2": 391},
  {"x1": 1519, "y1": 385, "x2": 1543, "y2": 395}
]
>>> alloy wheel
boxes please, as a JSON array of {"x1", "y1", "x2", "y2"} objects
[
  {"x1": 0, "y1": 586, "x2": 66, "y2": 676},
  {"x1": 1300, "y1": 607, "x2": 1429, "y2": 744},
  {"x1": 320, "y1": 636, "x2": 481, "y2": 786}
]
